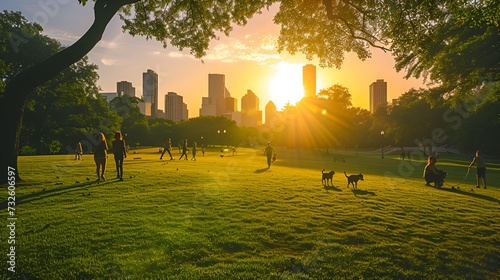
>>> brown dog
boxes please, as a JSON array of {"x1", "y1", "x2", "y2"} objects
[
  {"x1": 344, "y1": 171, "x2": 364, "y2": 189},
  {"x1": 322, "y1": 169, "x2": 335, "y2": 186}
]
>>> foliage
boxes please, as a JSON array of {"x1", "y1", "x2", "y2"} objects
[
  {"x1": 457, "y1": 82, "x2": 500, "y2": 155},
  {"x1": 119, "y1": 0, "x2": 275, "y2": 59},
  {"x1": 110, "y1": 95, "x2": 149, "y2": 145},
  {"x1": 0, "y1": 11, "x2": 121, "y2": 155},
  {"x1": 275, "y1": 0, "x2": 500, "y2": 98}
]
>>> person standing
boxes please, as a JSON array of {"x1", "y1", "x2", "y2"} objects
[
  {"x1": 264, "y1": 142, "x2": 275, "y2": 168},
  {"x1": 160, "y1": 138, "x2": 174, "y2": 160},
  {"x1": 93, "y1": 132, "x2": 108, "y2": 181},
  {"x1": 179, "y1": 139, "x2": 189, "y2": 160},
  {"x1": 75, "y1": 141, "x2": 83, "y2": 160},
  {"x1": 201, "y1": 144, "x2": 206, "y2": 156},
  {"x1": 191, "y1": 142, "x2": 198, "y2": 161},
  {"x1": 469, "y1": 150, "x2": 487, "y2": 189},
  {"x1": 112, "y1": 131, "x2": 127, "y2": 181}
]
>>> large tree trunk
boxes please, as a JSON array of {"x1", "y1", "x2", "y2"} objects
[{"x1": 0, "y1": 0, "x2": 131, "y2": 185}]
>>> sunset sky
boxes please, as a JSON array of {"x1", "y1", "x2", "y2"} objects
[{"x1": 2, "y1": 1, "x2": 428, "y2": 116}]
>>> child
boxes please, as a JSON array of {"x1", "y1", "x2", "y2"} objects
[{"x1": 469, "y1": 150, "x2": 486, "y2": 189}]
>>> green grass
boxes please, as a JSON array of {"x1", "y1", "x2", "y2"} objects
[{"x1": 2, "y1": 147, "x2": 499, "y2": 279}]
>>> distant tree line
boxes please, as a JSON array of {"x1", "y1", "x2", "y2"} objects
[{"x1": 269, "y1": 84, "x2": 500, "y2": 157}]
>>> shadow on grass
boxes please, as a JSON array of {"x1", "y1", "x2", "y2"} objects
[
  {"x1": 438, "y1": 187, "x2": 500, "y2": 204},
  {"x1": 0, "y1": 179, "x2": 119, "y2": 210},
  {"x1": 352, "y1": 188, "x2": 377, "y2": 196},
  {"x1": 255, "y1": 167, "x2": 270, "y2": 173},
  {"x1": 323, "y1": 185, "x2": 342, "y2": 192}
]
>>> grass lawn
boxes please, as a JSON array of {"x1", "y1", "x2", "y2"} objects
[{"x1": 2, "y1": 147, "x2": 499, "y2": 279}]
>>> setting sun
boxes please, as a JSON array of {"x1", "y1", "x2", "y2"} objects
[{"x1": 268, "y1": 63, "x2": 305, "y2": 110}]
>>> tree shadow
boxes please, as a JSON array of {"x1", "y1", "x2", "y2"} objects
[
  {"x1": 255, "y1": 167, "x2": 269, "y2": 173},
  {"x1": 0, "y1": 179, "x2": 118, "y2": 210},
  {"x1": 323, "y1": 185, "x2": 342, "y2": 192},
  {"x1": 438, "y1": 187, "x2": 500, "y2": 204},
  {"x1": 352, "y1": 188, "x2": 377, "y2": 196}
]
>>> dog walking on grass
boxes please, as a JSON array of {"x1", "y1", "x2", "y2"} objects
[
  {"x1": 322, "y1": 169, "x2": 335, "y2": 186},
  {"x1": 344, "y1": 171, "x2": 364, "y2": 189}
]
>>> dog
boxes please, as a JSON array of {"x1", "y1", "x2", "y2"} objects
[
  {"x1": 344, "y1": 171, "x2": 364, "y2": 189},
  {"x1": 322, "y1": 169, "x2": 335, "y2": 186}
]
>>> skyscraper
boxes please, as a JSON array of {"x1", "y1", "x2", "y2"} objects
[
  {"x1": 265, "y1": 101, "x2": 277, "y2": 126},
  {"x1": 241, "y1": 90, "x2": 262, "y2": 127},
  {"x1": 369, "y1": 79, "x2": 387, "y2": 113},
  {"x1": 143, "y1": 69, "x2": 158, "y2": 117},
  {"x1": 200, "y1": 74, "x2": 233, "y2": 117},
  {"x1": 116, "y1": 81, "x2": 136, "y2": 97},
  {"x1": 165, "y1": 92, "x2": 188, "y2": 121},
  {"x1": 303, "y1": 64, "x2": 316, "y2": 98}
]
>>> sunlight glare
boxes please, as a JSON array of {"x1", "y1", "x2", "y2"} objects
[{"x1": 268, "y1": 63, "x2": 304, "y2": 110}]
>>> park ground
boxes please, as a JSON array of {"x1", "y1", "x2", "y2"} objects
[{"x1": 1, "y1": 146, "x2": 499, "y2": 279}]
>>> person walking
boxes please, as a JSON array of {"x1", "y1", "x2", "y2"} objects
[
  {"x1": 160, "y1": 138, "x2": 174, "y2": 160},
  {"x1": 93, "y1": 132, "x2": 108, "y2": 181},
  {"x1": 264, "y1": 142, "x2": 275, "y2": 168},
  {"x1": 75, "y1": 141, "x2": 83, "y2": 160},
  {"x1": 179, "y1": 139, "x2": 189, "y2": 160},
  {"x1": 469, "y1": 150, "x2": 487, "y2": 189},
  {"x1": 191, "y1": 142, "x2": 198, "y2": 161},
  {"x1": 112, "y1": 131, "x2": 127, "y2": 181}
]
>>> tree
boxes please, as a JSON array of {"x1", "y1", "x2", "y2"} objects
[
  {"x1": 275, "y1": 0, "x2": 499, "y2": 95},
  {"x1": 0, "y1": 0, "x2": 274, "y2": 183},
  {"x1": 109, "y1": 95, "x2": 149, "y2": 145}
]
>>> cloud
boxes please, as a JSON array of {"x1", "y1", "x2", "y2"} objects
[
  {"x1": 260, "y1": 35, "x2": 276, "y2": 51},
  {"x1": 100, "y1": 58, "x2": 118, "y2": 66},
  {"x1": 204, "y1": 36, "x2": 281, "y2": 64}
]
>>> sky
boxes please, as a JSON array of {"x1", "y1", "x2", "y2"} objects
[{"x1": 2, "y1": 1, "x2": 428, "y2": 117}]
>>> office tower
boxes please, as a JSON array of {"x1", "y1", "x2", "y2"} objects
[
  {"x1": 265, "y1": 101, "x2": 278, "y2": 126},
  {"x1": 369, "y1": 79, "x2": 388, "y2": 113},
  {"x1": 241, "y1": 90, "x2": 262, "y2": 127},
  {"x1": 303, "y1": 64, "x2": 316, "y2": 98},
  {"x1": 143, "y1": 69, "x2": 159, "y2": 117},
  {"x1": 165, "y1": 92, "x2": 187, "y2": 121},
  {"x1": 116, "y1": 81, "x2": 136, "y2": 97},
  {"x1": 200, "y1": 74, "x2": 232, "y2": 117}
]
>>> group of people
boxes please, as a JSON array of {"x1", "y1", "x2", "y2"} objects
[
  {"x1": 160, "y1": 138, "x2": 200, "y2": 161},
  {"x1": 76, "y1": 131, "x2": 127, "y2": 181},
  {"x1": 424, "y1": 150, "x2": 487, "y2": 189}
]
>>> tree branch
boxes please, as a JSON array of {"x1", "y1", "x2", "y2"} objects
[{"x1": 322, "y1": 0, "x2": 390, "y2": 52}]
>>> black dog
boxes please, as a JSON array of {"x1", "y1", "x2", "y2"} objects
[
  {"x1": 322, "y1": 169, "x2": 335, "y2": 186},
  {"x1": 344, "y1": 171, "x2": 364, "y2": 189}
]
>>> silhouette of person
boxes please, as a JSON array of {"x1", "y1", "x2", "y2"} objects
[
  {"x1": 112, "y1": 131, "x2": 127, "y2": 181},
  {"x1": 160, "y1": 138, "x2": 174, "y2": 160},
  {"x1": 264, "y1": 142, "x2": 275, "y2": 168},
  {"x1": 191, "y1": 142, "x2": 197, "y2": 161},
  {"x1": 93, "y1": 132, "x2": 108, "y2": 181},
  {"x1": 179, "y1": 139, "x2": 189, "y2": 160},
  {"x1": 201, "y1": 144, "x2": 205, "y2": 156},
  {"x1": 75, "y1": 141, "x2": 83, "y2": 160},
  {"x1": 469, "y1": 150, "x2": 487, "y2": 189},
  {"x1": 423, "y1": 155, "x2": 446, "y2": 188}
]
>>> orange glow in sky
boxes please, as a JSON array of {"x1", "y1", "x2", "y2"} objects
[{"x1": 2, "y1": 2, "x2": 427, "y2": 117}]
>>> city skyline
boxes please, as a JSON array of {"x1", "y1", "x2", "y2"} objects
[{"x1": 2, "y1": 1, "x2": 428, "y2": 116}]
